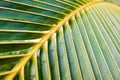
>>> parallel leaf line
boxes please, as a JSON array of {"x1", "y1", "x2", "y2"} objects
[
  {"x1": 55, "y1": 0, "x2": 78, "y2": 8},
  {"x1": 5, "y1": 0, "x2": 68, "y2": 16},
  {"x1": 90, "y1": 4, "x2": 120, "y2": 67},
  {"x1": 0, "y1": 18, "x2": 54, "y2": 27},
  {"x1": 94, "y1": 5, "x2": 120, "y2": 52},
  {"x1": 0, "y1": 41, "x2": 38, "y2": 44},
  {"x1": 64, "y1": 0, "x2": 80, "y2": 7},
  {"x1": 0, "y1": 6, "x2": 62, "y2": 20},
  {"x1": 0, "y1": 54, "x2": 27, "y2": 59},
  {"x1": 0, "y1": 29, "x2": 49, "y2": 34},
  {"x1": 87, "y1": 6, "x2": 120, "y2": 77},
  {"x1": 33, "y1": 0, "x2": 73, "y2": 12},
  {"x1": 76, "y1": 12, "x2": 102, "y2": 79}
]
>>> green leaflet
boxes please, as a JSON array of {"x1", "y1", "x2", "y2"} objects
[
  {"x1": 63, "y1": 22, "x2": 82, "y2": 80},
  {"x1": 48, "y1": 34, "x2": 60, "y2": 80},
  {"x1": 56, "y1": 27, "x2": 71, "y2": 80},
  {"x1": 39, "y1": 42, "x2": 51, "y2": 80}
]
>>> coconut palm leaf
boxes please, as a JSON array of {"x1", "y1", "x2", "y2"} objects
[{"x1": 0, "y1": 0, "x2": 120, "y2": 80}]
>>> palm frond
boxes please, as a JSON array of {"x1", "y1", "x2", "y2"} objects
[{"x1": 0, "y1": 0, "x2": 120, "y2": 80}]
